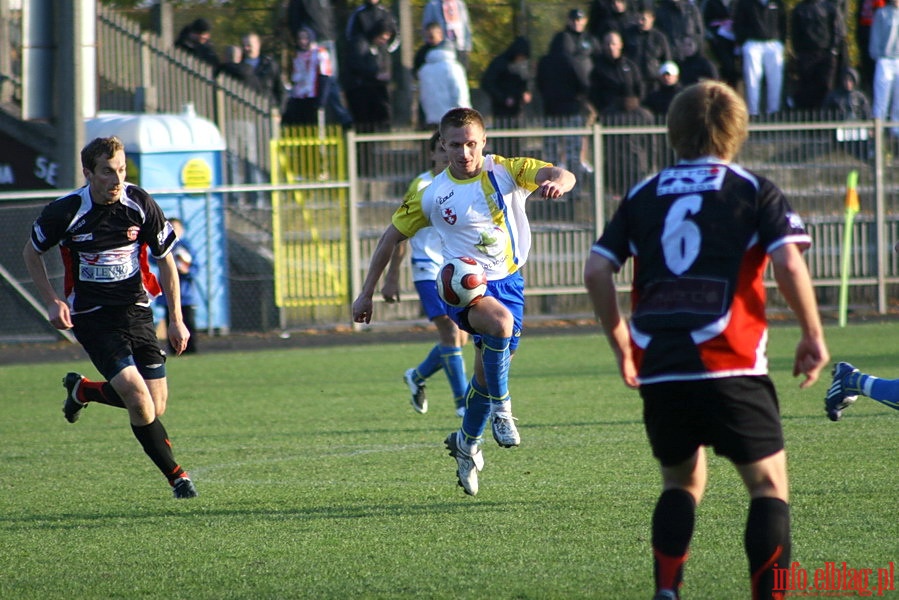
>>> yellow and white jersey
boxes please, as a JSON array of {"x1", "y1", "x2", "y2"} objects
[
  {"x1": 403, "y1": 170, "x2": 444, "y2": 282},
  {"x1": 393, "y1": 154, "x2": 547, "y2": 280}
]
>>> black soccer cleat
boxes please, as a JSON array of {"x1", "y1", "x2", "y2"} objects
[
  {"x1": 62, "y1": 372, "x2": 86, "y2": 423},
  {"x1": 172, "y1": 477, "x2": 198, "y2": 499}
]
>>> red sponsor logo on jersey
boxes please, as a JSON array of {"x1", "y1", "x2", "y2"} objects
[
  {"x1": 442, "y1": 207, "x2": 457, "y2": 225},
  {"x1": 126, "y1": 226, "x2": 139, "y2": 241}
]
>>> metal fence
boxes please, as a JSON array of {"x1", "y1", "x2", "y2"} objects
[{"x1": 3, "y1": 118, "x2": 899, "y2": 344}]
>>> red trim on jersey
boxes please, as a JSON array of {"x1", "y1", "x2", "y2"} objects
[
  {"x1": 139, "y1": 244, "x2": 162, "y2": 299},
  {"x1": 697, "y1": 247, "x2": 768, "y2": 372},
  {"x1": 60, "y1": 246, "x2": 75, "y2": 299}
]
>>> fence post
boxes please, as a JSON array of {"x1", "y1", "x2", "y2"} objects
[
  {"x1": 347, "y1": 129, "x2": 361, "y2": 326},
  {"x1": 874, "y1": 119, "x2": 887, "y2": 314}
]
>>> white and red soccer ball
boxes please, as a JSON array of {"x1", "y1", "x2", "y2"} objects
[{"x1": 437, "y1": 256, "x2": 487, "y2": 307}]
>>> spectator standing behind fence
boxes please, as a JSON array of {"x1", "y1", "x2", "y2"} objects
[
  {"x1": 590, "y1": 30, "x2": 645, "y2": 115},
  {"x1": 282, "y1": 27, "x2": 333, "y2": 127},
  {"x1": 654, "y1": 0, "x2": 705, "y2": 63},
  {"x1": 702, "y1": 0, "x2": 740, "y2": 89},
  {"x1": 589, "y1": 0, "x2": 639, "y2": 39},
  {"x1": 346, "y1": 0, "x2": 400, "y2": 52},
  {"x1": 676, "y1": 36, "x2": 719, "y2": 86},
  {"x1": 345, "y1": 20, "x2": 395, "y2": 133},
  {"x1": 417, "y1": 45, "x2": 471, "y2": 129},
  {"x1": 215, "y1": 45, "x2": 262, "y2": 93},
  {"x1": 242, "y1": 32, "x2": 285, "y2": 111},
  {"x1": 869, "y1": 0, "x2": 899, "y2": 137},
  {"x1": 789, "y1": 0, "x2": 845, "y2": 111},
  {"x1": 644, "y1": 60, "x2": 683, "y2": 116},
  {"x1": 422, "y1": 0, "x2": 472, "y2": 70},
  {"x1": 481, "y1": 36, "x2": 533, "y2": 121},
  {"x1": 175, "y1": 18, "x2": 219, "y2": 69},
  {"x1": 537, "y1": 8, "x2": 598, "y2": 172},
  {"x1": 857, "y1": 0, "x2": 886, "y2": 92},
  {"x1": 733, "y1": 0, "x2": 787, "y2": 116},
  {"x1": 822, "y1": 67, "x2": 873, "y2": 119},
  {"x1": 287, "y1": 0, "x2": 354, "y2": 128},
  {"x1": 624, "y1": 4, "x2": 673, "y2": 94}
]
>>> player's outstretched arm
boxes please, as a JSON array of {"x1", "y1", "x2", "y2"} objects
[
  {"x1": 381, "y1": 239, "x2": 408, "y2": 303},
  {"x1": 535, "y1": 166, "x2": 577, "y2": 199},
  {"x1": 770, "y1": 243, "x2": 830, "y2": 388},
  {"x1": 584, "y1": 252, "x2": 638, "y2": 388},
  {"x1": 352, "y1": 225, "x2": 408, "y2": 324}
]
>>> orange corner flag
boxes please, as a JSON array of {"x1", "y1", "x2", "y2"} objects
[{"x1": 845, "y1": 170, "x2": 859, "y2": 213}]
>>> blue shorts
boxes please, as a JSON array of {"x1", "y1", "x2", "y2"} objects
[
  {"x1": 447, "y1": 271, "x2": 524, "y2": 351},
  {"x1": 414, "y1": 279, "x2": 448, "y2": 321}
]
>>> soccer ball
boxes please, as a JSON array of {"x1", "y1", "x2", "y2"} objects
[{"x1": 437, "y1": 256, "x2": 488, "y2": 307}]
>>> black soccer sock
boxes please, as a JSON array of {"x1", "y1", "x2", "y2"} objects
[
  {"x1": 79, "y1": 380, "x2": 127, "y2": 408},
  {"x1": 652, "y1": 488, "x2": 696, "y2": 596},
  {"x1": 131, "y1": 419, "x2": 186, "y2": 483},
  {"x1": 745, "y1": 497, "x2": 791, "y2": 600}
]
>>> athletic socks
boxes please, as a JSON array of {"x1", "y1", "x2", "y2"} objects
[
  {"x1": 460, "y1": 376, "x2": 491, "y2": 442},
  {"x1": 131, "y1": 419, "x2": 186, "y2": 483},
  {"x1": 78, "y1": 379, "x2": 127, "y2": 408},
  {"x1": 745, "y1": 497, "x2": 791, "y2": 600},
  {"x1": 652, "y1": 489, "x2": 696, "y2": 597},
  {"x1": 852, "y1": 373, "x2": 899, "y2": 410},
  {"x1": 439, "y1": 345, "x2": 468, "y2": 402},
  {"x1": 480, "y1": 334, "x2": 511, "y2": 403},
  {"x1": 415, "y1": 344, "x2": 444, "y2": 381}
]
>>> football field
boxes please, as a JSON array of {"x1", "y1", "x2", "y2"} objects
[{"x1": 0, "y1": 322, "x2": 896, "y2": 599}]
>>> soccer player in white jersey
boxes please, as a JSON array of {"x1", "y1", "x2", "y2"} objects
[
  {"x1": 381, "y1": 131, "x2": 469, "y2": 417},
  {"x1": 584, "y1": 82, "x2": 828, "y2": 599},
  {"x1": 353, "y1": 107, "x2": 576, "y2": 495}
]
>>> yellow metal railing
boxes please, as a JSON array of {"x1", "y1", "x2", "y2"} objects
[{"x1": 271, "y1": 126, "x2": 348, "y2": 308}]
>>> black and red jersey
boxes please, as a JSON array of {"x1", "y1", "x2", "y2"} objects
[
  {"x1": 29, "y1": 183, "x2": 176, "y2": 313},
  {"x1": 591, "y1": 158, "x2": 811, "y2": 383}
]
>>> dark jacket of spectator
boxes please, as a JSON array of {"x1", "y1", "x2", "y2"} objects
[
  {"x1": 733, "y1": 0, "x2": 787, "y2": 45},
  {"x1": 537, "y1": 34, "x2": 591, "y2": 116},
  {"x1": 481, "y1": 36, "x2": 533, "y2": 119},
  {"x1": 590, "y1": 0, "x2": 639, "y2": 38},
  {"x1": 822, "y1": 67, "x2": 873, "y2": 119},
  {"x1": 590, "y1": 52, "x2": 645, "y2": 113},
  {"x1": 624, "y1": 19, "x2": 673, "y2": 92},
  {"x1": 654, "y1": 0, "x2": 705, "y2": 61},
  {"x1": 288, "y1": 0, "x2": 337, "y2": 41},
  {"x1": 175, "y1": 18, "x2": 220, "y2": 68}
]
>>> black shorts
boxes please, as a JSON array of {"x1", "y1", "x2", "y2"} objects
[
  {"x1": 640, "y1": 376, "x2": 784, "y2": 467},
  {"x1": 72, "y1": 305, "x2": 166, "y2": 381}
]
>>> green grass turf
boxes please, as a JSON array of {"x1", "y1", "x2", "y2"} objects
[{"x1": 0, "y1": 323, "x2": 896, "y2": 599}]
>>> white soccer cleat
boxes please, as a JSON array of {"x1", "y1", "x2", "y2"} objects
[
  {"x1": 491, "y1": 408, "x2": 520, "y2": 448},
  {"x1": 404, "y1": 368, "x2": 428, "y2": 414},
  {"x1": 444, "y1": 431, "x2": 484, "y2": 496}
]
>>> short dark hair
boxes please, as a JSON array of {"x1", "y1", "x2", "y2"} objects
[
  {"x1": 81, "y1": 137, "x2": 124, "y2": 172},
  {"x1": 439, "y1": 107, "x2": 485, "y2": 136}
]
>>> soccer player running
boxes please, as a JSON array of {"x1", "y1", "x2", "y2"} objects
[
  {"x1": 353, "y1": 107, "x2": 575, "y2": 496},
  {"x1": 380, "y1": 131, "x2": 470, "y2": 417},
  {"x1": 583, "y1": 82, "x2": 829, "y2": 599},
  {"x1": 22, "y1": 137, "x2": 198, "y2": 499}
]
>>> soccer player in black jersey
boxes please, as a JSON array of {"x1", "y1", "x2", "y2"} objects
[
  {"x1": 22, "y1": 136, "x2": 198, "y2": 499},
  {"x1": 584, "y1": 82, "x2": 829, "y2": 599}
]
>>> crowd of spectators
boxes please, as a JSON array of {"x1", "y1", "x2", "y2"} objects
[{"x1": 172, "y1": 0, "x2": 899, "y2": 139}]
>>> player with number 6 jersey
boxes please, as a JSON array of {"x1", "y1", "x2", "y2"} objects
[{"x1": 584, "y1": 82, "x2": 828, "y2": 600}]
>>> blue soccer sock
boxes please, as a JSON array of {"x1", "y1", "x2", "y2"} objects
[
  {"x1": 414, "y1": 344, "x2": 444, "y2": 382},
  {"x1": 461, "y1": 376, "x2": 491, "y2": 442},
  {"x1": 480, "y1": 334, "x2": 511, "y2": 403},
  {"x1": 440, "y1": 345, "x2": 468, "y2": 404},
  {"x1": 856, "y1": 374, "x2": 899, "y2": 410}
]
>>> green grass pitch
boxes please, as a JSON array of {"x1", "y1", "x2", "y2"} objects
[{"x1": 0, "y1": 322, "x2": 896, "y2": 599}]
